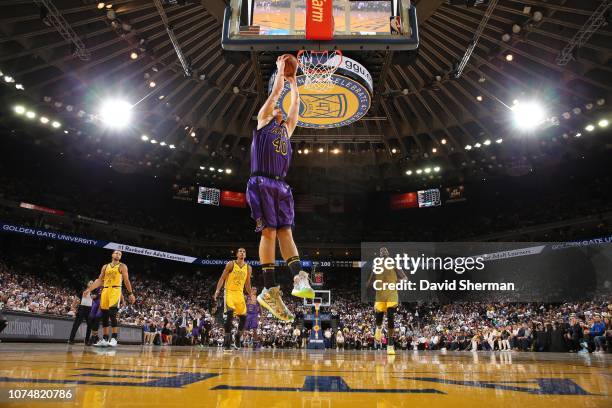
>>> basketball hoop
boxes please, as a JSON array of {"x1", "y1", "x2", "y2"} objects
[
  {"x1": 297, "y1": 50, "x2": 343, "y2": 92},
  {"x1": 313, "y1": 298, "x2": 322, "y2": 314}
]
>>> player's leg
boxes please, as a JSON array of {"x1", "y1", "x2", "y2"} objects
[
  {"x1": 108, "y1": 306, "x2": 119, "y2": 346},
  {"x1": 374, "y1": 302, "x2": 386, "y2": 348},
  {"x1": 231, "y1": 292, "x2": 247, "y2": 349},
  {"x1": 277, "y1": 227, "x2": 314, "y2": 299},
  {"x1": 386, "y1": 306, "x2": 397, "y2": 355},
  {"x1": 223, "y1": 309, "x2": 235, "y2": 351},
  {"x1": 95, "y1": 289, "x2": 111, "y2": 346}
]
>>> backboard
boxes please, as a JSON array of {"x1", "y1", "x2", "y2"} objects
[
  {"x1": 303, "y1": 290, "x2": 331, "y2": 307},
  {"x1": 222, "y1": 0, "x2": 419, "y2": 51}
]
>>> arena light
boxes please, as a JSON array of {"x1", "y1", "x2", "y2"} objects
[
  {"x1": 406, "y1": 170, "x2": 412, "y2": 175},
  {"x1": 505, "y1": 54, "x2": 514, "y2": 61},
  {"x1": 15, "y1": 84, "x2": 24, "y2": 90},
  {"x1": 332, "y1": 148, "x2": 340, "y2": 154},
  {"x1": 190, "y1": 131, "x2": 196, "y2": 137},
  {"x1": 303, "y1": 148, "x2": 309, "y2": 155},
  {"x1": 598, "y1": 119, "x2": 609, "y2": 128},
  {"x1": 441, "y1": 138, "x2": 447, "y2": 145},
  {"x1": 25, "y1": 111, "x2": 36, "y2": 119},
  {"x1": 149, "y1": 81, "x2": 156, "y2": 88},
  {"x1": 160, "y1": 141, "x2": 166, "y2": 146},
  {"x1": 150, "y1": 139, "x2": 157, "y2": 144},
  {"x1": 575, "y1": 132, "x2": 582, "y2": 138},
  {"x1": 169, "y1": 144, "x2": 176, "y2": 149},
  {"x1": 416, "y1": 169, "x2": 423, "y2": 175},
  {"x1": 424, "y1": 167, "x2": 431, "y2": 174},
  {"x1": 512, "y1": 101, "x2": 546, "y2": 130},
  {"x1": 209, "y1": 167, "x2": 215, "y2": 172},
  {"x1": 391, "y1": 148, "x2": 397, "y2": 154},
  {"x1": 40, "y1": 116, "x2": 49, "y2": 124},
  {"x1": 97, "y1": 2, "x2": 105, "y2": 9},
  {"x1": 474, "y1": 143, "x2": 481, "y2": 148},
  {"x1": 14, "y1": 105, "x2": 25, "y2": 114},
  {"x1": 217, "y1": 168, "x2": 223, "y2": 173},
  {"x1": 51, "y1": 121, "x2": 61, "y2": 128},
  {"x1": 476, "y1": 95, "x2": 483, "y2": 101},
  {"x1": 432, "y1": 147, "x2": 437, "y2": 153},
  {"x1": 225, "y1": 168, "x2": 232, "y2": 174},
  {"x1": 318, "y1": 147, "x2": 324, "y2": 153},
  {"x1": 297, "y1": 149, "x2": 303, "y2": 154},
  {"x1": 130, "y1": 51, "x2": 138, "y2": 60},
  {"x1": 434, "y1": 166, "x2": 440, "y2": 172},
  {"x1": 496, "y1": 138, "x2": 503, "y2": 144},
  {"x1": 483, "y1": 139, "x2": 491, "y2": 145},
  {"x1": 585, "y1": 124, "x2": 595, "y2": 132},
  {"x1": 99, "y1": 99, "x2": 132, "y2": 128},
  {"x1": 141, "y1": 134, "x2": 149, "y2": 141},
  {"x1": 4, "y1": 75, "x2": 14, "y2": 83},
  {"x1": 465, "y1": 145, "x2": 472, "y2": 150}
]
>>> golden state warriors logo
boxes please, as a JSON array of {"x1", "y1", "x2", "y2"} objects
[{"x1": 278, "y1": 75, "x2": 371, "y2": 129}]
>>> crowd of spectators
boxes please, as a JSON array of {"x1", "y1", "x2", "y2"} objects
[{"x1": 1, "y1": 256, "x2": 610, "y2": 353}]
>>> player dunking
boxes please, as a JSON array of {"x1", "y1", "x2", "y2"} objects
[
  {"x1": 368, "y1": 247, "x2": 408, "y2": 355},
  {"x1": 247, "y1": 55, "x2": 314, "y2": 322},
  {"x1": 214, "y1": 248, "x2": 252, "y2": 351},
  {"x1": 84, "y1": 250, "x2": 135, "y2": 347}
]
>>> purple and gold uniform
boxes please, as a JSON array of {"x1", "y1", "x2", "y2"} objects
[
  {"x1": 245, "y1": 301, "x2": 260, "y2": 330},
  {"x1": 246, "y1": 119, "x2": 294, "y2": 232}
]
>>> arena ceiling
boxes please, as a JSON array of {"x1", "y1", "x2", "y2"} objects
[{"x1": 0, "y1": 0, "x2": 610, "y2": 191}]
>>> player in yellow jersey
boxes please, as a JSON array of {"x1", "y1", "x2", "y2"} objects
[
  {"x1": 84, "y1": 250, "x2": 135, "y2": 347},
  {"x1": 214, "y1": 248, "x2": 252, "y2": 351},
  {"x1": 368, "y1": 247, "x2": 408, "y2": 355}
]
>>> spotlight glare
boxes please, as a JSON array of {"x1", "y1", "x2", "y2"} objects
[
  {"x1": 97, "y1": 2, "x2": 105, "y2": 9},
  {"x1": 51, "y1": 121, "x2": 61, "y2": 128},
  {"x1": 14, "y1": 105, "x2": 25, "y2": 114},
  {"x1": 297, "y1": 149, "x2": 303, "y2": 154},
  {"x1": 496, "y1": 138, "x2": 503, "y2": 144},
  {"x1": 575, "y1": 133, "x2": 582, "y2": 138},
  {"x1": 150, "y1": 139, "x2": 157, "y2": 144},
  {"x1": 512, "y1": 101, "x2": 546, "y2": 130},
  {"x1": 434, "y1": 166, "x2": 440, "y2": 172},
  {"x1": 416, "y1": 169, "x2": 423, "y2": 174},
  {"x1": 209, "y1": 167, "x2": 215, "y2": 172},
  {"x1": 15, "y1": 84, "x2": 24, "y2": 90},
  {"x1": 303, "y1": 148, "x2": 309, "y2": 154},
  {"x1": 476, "y1": 95, "x2": 483, "y2": 101},
  {"x1": 40, "y1": 117, "x2": 49, "y2": 124},
  {"x1": 585, "y1": 124, "x2": 595, "y2": 132},
  {"x1": 99, "y1": 99, "x2": 132, "y2": 128},
  {"x1": 424, "y1": 167, "x2": 431, "y2": 174},
  {"x1": 190, "y1": 131, "x2": 196, "y2": 137},
  {"x1": 318, "y1": 147, "x2": 324, "y2": 153},
  {"x1": 200, "y1": 166, "x2": 205, "y2": 170},
  {"x1": 160, "y1": 141, "x2": 166, "y2": 146},
  {"x1": 465, "y1": 145, "x2": 472, "y2": 150},
  {"x1": 474, "y1": 143, "x2": 481, "y2": 148},
  {"x1": 130, "y1": 51, "x2": 138, "y2": 60},
  {"x1": 225, "y1": 168, "x2": 232, "y2": 174},
  {"x1": 483, "y1": 139, "x2": 491, "y2": 145},
  {"x1": 391, "y1": 148, "x2": 397, "y2": 154},
  {"x1": 169, "y1": 144, "x2": 176, "y2": 149},
  {"x1": 332, "y1": 148, "x2": 340, "y2": 154},
  {"x1": 598, "y1": 119, "x2": 609, "y2": 128},
  {"x1": 406, "y1": 170, "x2": 412, "y2": 175},
  {"x1": 4, "y1": 75, "x2": 14, "y2": 83},
  {"x1": 505, "y1": 54, "x2": 514, "y2": 61},
  {"x1": 217, "y1": 168, "x2": 223, "y2": 173},
  {"x1": 432, "y1": 148, "x2": 437, "y2": 153},
  {"x1": 141, "y1": 134, "x2": 149, "y2": 141},
  {"x1": 441, "y1": 138, "x2": 447, "y2": 145},
  {"x1": 26, "y1": 111, "x2": 36, "y2": 119},
  {"x1": 149, "y1": 81, "x2": 156, "y2": 88}
]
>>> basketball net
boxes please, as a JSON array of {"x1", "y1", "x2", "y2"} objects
[{"x1": 297, "y1": 50, "x2": 343, "y2": 92}]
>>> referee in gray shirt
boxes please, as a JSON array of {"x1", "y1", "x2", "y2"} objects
[{"x1": 68, "y1": 280, "x2": 94, "y2": 344}]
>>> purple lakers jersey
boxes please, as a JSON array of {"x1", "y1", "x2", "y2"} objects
[
  {"x1": 251, "y1": 120, "x2": 292, "y2": 178},
  {"x1": 247, "y1": 302, "x2": 260, "y2": 315}
]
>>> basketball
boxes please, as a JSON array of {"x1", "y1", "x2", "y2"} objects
[{"x1": 282, "y1": 54, "x2": 298, "y2": 78}]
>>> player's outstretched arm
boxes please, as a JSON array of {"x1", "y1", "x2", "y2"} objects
[
  {"x1": 257, "y1": 56, "x2": 285, "y2": 130},
  {"x1": 214, "y1": 261, "x2": 233, "y2": 299},
  {"x1": 285, "y1": 75, "x2": 299, "y2": 137},
  {"x1": 85, "y1": 265, "x2": 106, "y2": 295}
]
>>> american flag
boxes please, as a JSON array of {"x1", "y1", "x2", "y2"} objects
[{"x1": 239, "y1": 26, "x2": 261, "y2": 36}]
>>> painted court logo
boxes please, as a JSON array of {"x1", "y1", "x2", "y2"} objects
[{"x1": 278, "y1": 75, "x2": 371, "y2": 128}]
